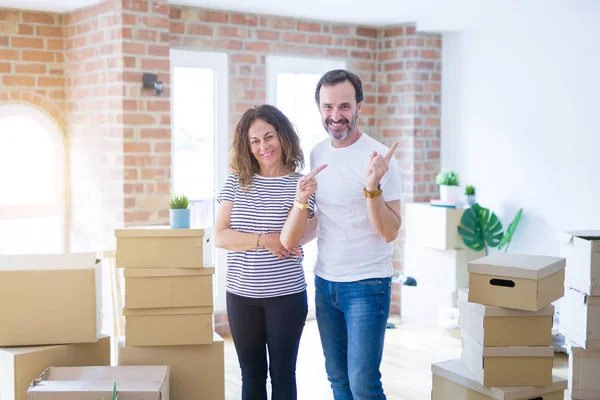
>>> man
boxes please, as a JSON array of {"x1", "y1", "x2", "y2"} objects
[{"x1": 309, "y1": 69, "x2": 402, "y2": 400}]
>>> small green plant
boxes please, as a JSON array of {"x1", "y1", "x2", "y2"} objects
[
  {"x1": 435, "y1": 170, "x2": 460, "y2": 186},
  {"x1": 112, "y1": 381, "x2": 119, "y2": 400},
  {"x1": 465, "y1": 185, "x2": 476, "y2": 195},
  {"x1": 168, "y1": 194, "x2": 189, "y2": 210}
]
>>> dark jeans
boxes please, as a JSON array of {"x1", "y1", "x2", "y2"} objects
[{"x1": 227, "y1": 290, "x2": 308, "y2": 400}]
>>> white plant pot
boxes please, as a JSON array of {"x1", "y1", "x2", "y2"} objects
[{"x1": 439, "y1": 185, "x2": 461, "y2": 203}]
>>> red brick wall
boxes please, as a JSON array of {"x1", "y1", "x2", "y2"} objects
[
  {"x1": 1, "y1": 1, "x2": 442, "y2": 318},
  {"x1": 65, "y1": 0, "x2": 125, "y2": 251},
  {"x1": 377, "y1": 25, "x2": 442, "y2": 314},
  {"x1": 0, "y1": 8, "x2": 65, "y2": 130},
  {"x1": 169, "y1": 7, "x2": 380, "y2": 143},
  {"x1": 121, "y1": 1, "x2": 172, "y2": 225}
]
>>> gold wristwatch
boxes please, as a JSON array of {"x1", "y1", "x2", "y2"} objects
[
  {"x1": 293, "y1": 199, "x2": 310, "y2": 210},
  {"x1": 363, "y1": 184, "x2": 383, "y2": 199}
]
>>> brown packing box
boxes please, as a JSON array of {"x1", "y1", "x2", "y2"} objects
[
  {"x1": 115, "y1": 227, "x2": 212, "y2": 269},
  {"x1": 27, "y1": 365, "x2": 170, "y2": 399},
  {"x1": 431, "y1": 359, "x2": 567, "y2": 400},
  {"x1": 568, "y1": 344, "x2": 600, "y2": 399},
  {"x1": 124, "y1": 268, "x2": 215, "y2": 309},
  {"x1": 468, "y1": 252, "x2": 566, "y2": 311},
  {"x1": 461, "y1": 331, "x2": 554, "y2": 387},
  {"x1": 458, "y1": 289, "x2": 554, "y2": 347},
  {"x1": 124, "y1": 306, "x2": 213, "y2": 346},
  {"x1": 118, "y1": 333, "x2": 225, "y2": 400},
  {"x1": 404, "y1": 202, "x2": 466, "y2": 250},
  {"x1": 0, "y1": 252, "x2": 103, "y2": 346},
  {"x1": 0, "y1": 336, "x2": 110, "y2": 400},
  {"x1": 560, "y1": 287, "x2": 600, "y2": 350},
  {"x1": 558, "y1": 230, "x2": 600, "y2": 296}
]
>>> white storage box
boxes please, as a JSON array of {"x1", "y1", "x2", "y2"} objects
[
  {"x1": 560, "y1": 287, "x2": 600, "y2": 350},
  {"x1": 558, "y1": 230, "x2": 600, "y2": 296}
]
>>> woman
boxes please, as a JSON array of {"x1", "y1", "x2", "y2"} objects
[{"x1": 214, "y1": 104, "x2": 326, "y2": 400}]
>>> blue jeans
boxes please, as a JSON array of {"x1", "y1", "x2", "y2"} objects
[{"x1": 315, "y1": 275, "x2": 391, "y2": 400}]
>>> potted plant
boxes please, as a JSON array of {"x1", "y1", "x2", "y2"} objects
[
  {"x1": 169, "y1": 194, "x2": 190, "y2": 229},
  {"x1": 435, "y1": 169, "x2": 460, "y2": 203},
  {"x1": 113, "y1": 381, "x2": 119, "y2": 400},
  {"x1": 465, "y1": 185, "x2": 476, "y2": 206}
]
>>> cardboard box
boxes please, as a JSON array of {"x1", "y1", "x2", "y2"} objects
[
  {"x1": 27, "y1": 365, "x2": 170, "y2": 399},
  {"x1": 115, "y1": 226, "x2": 212, "y2": 269},
  {"x1": 404, "y1": 243, "x2": 484, "y2": 290},
  {"x1": 124, "y1": 268, "x2": 214, "y2": 309},
  {"x1": 468, "y1": 252, "x2": 566, "y2": 311},
  {"x1": 569, "y1": 345, "x2": 600, "y2": 399},
  {"x1": 0, "y1": 336, "x2": 110, "y2": 400},
  {"x1": 0, "y1": 252, "x2": 103, "y2": 346},
  {"x1": 405, "y1": 202, "x2": 466, "y2": 250},
  {"x1": 118, "y1": 333, "x2": 225, "y2": 400},
  {"x1": 560, "y1": 287, "x2": 600, "y2": 350},
  {"x1": 124, "y1": 306, "x2": 213, "y2": 346},
  {"x1": 459, "y1": 289, "x2": 554, "y2": 347},
  {"x1": 431, "y1": 359, "x2": 567, "y2": 400},
  {"x1": 558, "y1": 230, "x2": 600, "y2": 296},
  {"x1": 461, "y1": 332, "x2": 554, "y2": 387},
  {"x1": 400, "y1": 285, "x2": 457, "y2": 326}
]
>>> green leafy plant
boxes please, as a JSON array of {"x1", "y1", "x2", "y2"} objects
[
  {"x1": 498, "y1": 208, "x2": 523, "y2": 251},
  {"x1": 465, "y1": 185, "x2": 475, "y2": 195},
  {"x1": 168, "y1": 194, "x2": 189, "y2": 210},
  {"x1": 458, "y1": 203, "x2": 524, "y2": 255},
  {"x1": 112, "y1": 381, "x2": 119, "y2": 400},
  {"x1": 435, "y1": 170, "x2": 460, "y2": 186}
]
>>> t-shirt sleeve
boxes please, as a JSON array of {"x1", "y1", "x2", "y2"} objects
[
  {"x1": 381, "y1": 156, "x2": 403, "y2": 202},
  {"x1": 217, "y1": 173, "x2": 238, "y2": 203},
  {"x1": 308, "y1": 192, "x2": 316, "y2": 219}
]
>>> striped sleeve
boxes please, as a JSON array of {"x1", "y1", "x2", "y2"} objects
[{"x1": 217, "y1": 173, "x2": 237, "y2": 203}]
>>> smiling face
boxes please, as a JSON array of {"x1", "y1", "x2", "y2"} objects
[
  {"x1": 318, "y1": 80, "x2": 363, "y2": 143},
  {"x1": 248, "y1": 118, "x2": 284, "y2": 173}
]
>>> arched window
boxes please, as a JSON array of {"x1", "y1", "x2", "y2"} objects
[{"x1": 0, "y1": 104, "x2": 66, "y2": 255}]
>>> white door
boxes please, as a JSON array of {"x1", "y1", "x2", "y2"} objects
[{"x1": 170, "y1": 49, "x2": 229, "y2": 313}]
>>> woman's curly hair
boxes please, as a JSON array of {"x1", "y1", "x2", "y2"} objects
[{"x1": 230, "y1": 104, "x2": 305, "y2": 190}]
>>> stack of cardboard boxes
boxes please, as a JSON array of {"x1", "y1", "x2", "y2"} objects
[
  {"x1": 114, "y1": 226, "x2": 225, "y2": 400},
  {"x1": 0, "y1": 252, "x2": 110, "y2": 399},
  {"x1": 558, "y1": 230, "x2": 600, "y2": 399},
  {"x1": 432, "y1": 252, "x2": 569, "y2": 399},
  {"x1": 402, "y1": 203, "x2": 485, "y2": 326}
]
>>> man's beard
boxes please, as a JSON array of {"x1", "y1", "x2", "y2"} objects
[{"x1": 323, "y1": 113, "x2": 358, "y2": 142}]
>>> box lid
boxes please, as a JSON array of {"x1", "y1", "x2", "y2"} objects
[
  {"x1": 123, "y1": 306, "x2": 213, "y2": 316},
  {"x1": 115, "y1": 226, "x2": 206, "y2": 238},
  {"x1": 0, "y1": 252, "x2": 98, "y2": 271},
  {"x1": 558, "y1": 230, "x2": 600, "y2": 249},
  {"x1": 28, "y1": 366, "x2": 168, "y2": 396},
  {"x1": 124, "y1": 267, "x2": 215, "y2": 278},
  {"x1": 468, "y1": 252, "x2": 565, "y2": 280},
  {"x1": 431, "y1": 359, "x2": 567, "y2": 400},
  {"x1": 458, "y1": 289, "x2": 555, "y2": 317}
]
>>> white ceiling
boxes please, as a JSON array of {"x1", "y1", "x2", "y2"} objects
[{"x1": 0, "y1": 0, "x2": 597, "y2": 30}]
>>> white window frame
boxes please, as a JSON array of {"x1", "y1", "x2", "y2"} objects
[
  {"x1": 0, "y1": 104, "x2": 67, "y2": 254},
  {"x1": 170, "y1": 49, "x2": 229, "y2": 314},
  {"x1": 266, "y1": 55, "x2": 347, "y2": 109}
]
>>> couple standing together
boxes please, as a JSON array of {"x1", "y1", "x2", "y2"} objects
[{"x1": 215, "y1": 69, "x2": 402, "y2": 400}]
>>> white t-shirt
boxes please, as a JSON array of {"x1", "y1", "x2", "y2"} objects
[{"x1": 310, "y1": 132, "x2": 402, "y2": 282}]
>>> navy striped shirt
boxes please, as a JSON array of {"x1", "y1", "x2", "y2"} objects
[{"x1": 217, "y1": 172, "x2": 315, "y2": 298}]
